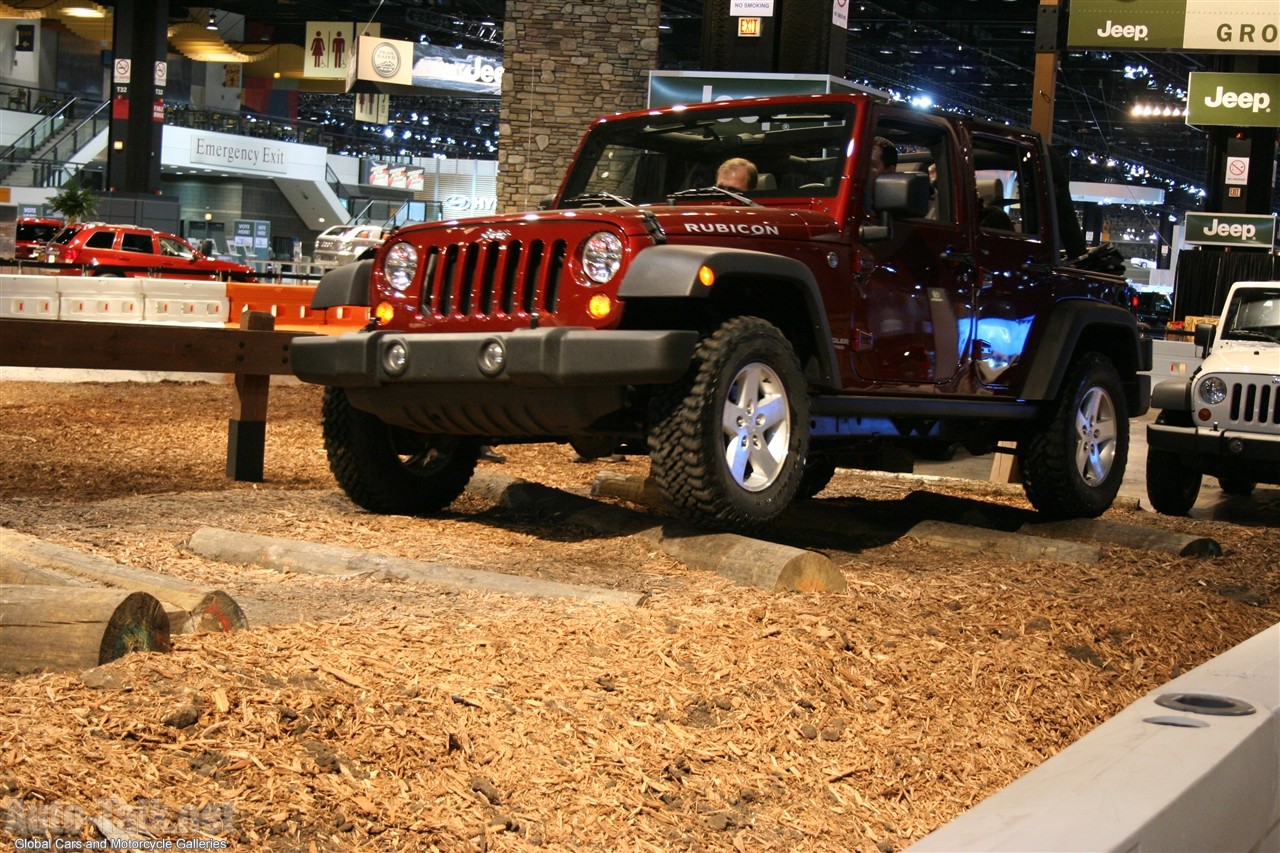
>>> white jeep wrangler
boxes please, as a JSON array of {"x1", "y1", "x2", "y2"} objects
[{"x1": 1146, "y1": 280, "x2": 1280, "y2": 515}]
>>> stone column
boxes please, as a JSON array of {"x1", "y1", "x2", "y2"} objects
[{"x1": 498, "y1": 2, "x2": 660, "y2": 214}]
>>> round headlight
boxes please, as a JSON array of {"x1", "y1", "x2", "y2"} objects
[
  {"x1": 581, "y1": 231, "x2": 623, "y2": 284},
  {"x1": 1198, "y1": 376, "x2": 1227, "y2": 405},
  {"x1": 383, "y1": 242, "x2": 419, "y2": 291},
  {"x1": 478, "y1": 338, "x2": 506, "y2": 376}
]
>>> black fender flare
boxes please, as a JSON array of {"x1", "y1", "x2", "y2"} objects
[
  {"x1": 1151, "y1": 378, "x2": 1192, "y2": 411},
  {"x1": 616, "y1": 245, "x2": 840, "y2": 388},
  {"x1": 1020, "y1": 299, "x2": 1150, "y2": 412},
  {"x1": 311, "y1": 259, "x2": 373, "y2": 309}
]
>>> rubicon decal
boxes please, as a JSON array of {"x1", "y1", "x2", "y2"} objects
[{"x1": 685, "y1": 223, "x2": 781, "y2": 236}]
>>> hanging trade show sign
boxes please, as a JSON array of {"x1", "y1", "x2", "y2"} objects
[
  {"x1": 1184, "y1": 212, "x2": 1277, "y2": 249},
  {"x1": 1067, "y1": 0, "x2": 1280, "y2": 53},
  {"x1": 348, "y1": 37, "x2": 502, "y2": 95},
  {"x1": 1186, "y1": 72, "x2": 1280, "y2": 128}
]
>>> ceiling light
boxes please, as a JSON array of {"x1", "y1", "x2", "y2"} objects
[
  {"x1": 206, "y1": 12, "x2": 217, "y2": 30},
  {"x1": 60, "y1": 3, "x2": 106, "y2": 17}
]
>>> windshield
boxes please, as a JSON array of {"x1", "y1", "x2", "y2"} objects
[
  {"x1": 557, "y1": 101, "x2": 858, "y2": 207},
  {"x1": 17, "y1": 222, "x2": 61, "y2": 242},
  {"x1": 1221, "y1": 286, "x2": 1280, "y2": 343}
]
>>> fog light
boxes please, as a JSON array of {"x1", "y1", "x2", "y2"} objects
[
  {"x1": 382, "y1": 340, "x2": 408, "y2": 376},
  {"x1": 478, "y1": 338, "x2": 506, "y2": 376},
  {"x1": 587, "y1": 293, "x2": 613, "y2": 320},
  {"x1": 1228, "y1": 437, "x2": 1245, "y2": 454}
]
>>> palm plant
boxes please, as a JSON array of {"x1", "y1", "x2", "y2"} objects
[{"x1": 48, "y1": 179, "x2": 98, "y2": 223}]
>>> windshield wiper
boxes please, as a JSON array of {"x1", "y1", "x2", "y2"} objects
[
  {"x1": 562, "y1": 191, "x2": 634, "y2": 208},
  {"x1": 1226, "y1": 329, "x2": 1280, "y2": 344},
  {"x1": 666, "y1": 186, "x2": 759, "y2": 206}
]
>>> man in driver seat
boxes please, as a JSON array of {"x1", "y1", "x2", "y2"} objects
[{"x1": 716, "y1": 158, "x2": 758, "y2": 192}]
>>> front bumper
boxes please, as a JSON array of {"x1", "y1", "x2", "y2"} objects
[
  {"x1": 292, "y1": 327, "x2": 699, "y2": 435},
  {"x1": 1147, "y1": 421, "x2": 1280, "y2": 481}
]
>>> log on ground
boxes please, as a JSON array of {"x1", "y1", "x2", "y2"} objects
[
  {"x1": 471, "y1": 471, "x2": 847, "y2": 593},
  {"x1": 907, "y1": 519, "x2": 1101, "y2": 563},
  {"x1": 0, "y1": 529, "x2": 246, "y2": 633},
  {"x1": 1019, "y1": 518, "x2": 1222, "y2": 558},
  {"x1": 0, "y1": 585, "x2": 171, "y2": 674},
  {"x1": 183, "y1": 526, "x2": 648, "y2": 607}
]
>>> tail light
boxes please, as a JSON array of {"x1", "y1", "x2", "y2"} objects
[{"x1": 63, "y1": 247, "x2": 79, "y2": 263}]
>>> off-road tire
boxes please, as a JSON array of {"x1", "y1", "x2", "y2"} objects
[
  {"x1": 1146, "y1": 447, "x2": 1202, "y2": 515},
  {"x1": 1217, "y1": 476, "x2": 1256, "y2": 497},
  {"x1": 797, "y1": 456, "x2": 837, "y2": 500},
  {"x1": 648, "y1": 316, "x2": 809, "y2": 532},
  {"x1": 322, "y1": 387, "x2": 479, "y2": 515},
  {"x1": 1018, "y1": 352, "x2": 1128, "y2": 519}
]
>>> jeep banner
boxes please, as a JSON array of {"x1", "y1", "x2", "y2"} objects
[
  {"x1": 1184, "y1": 212, "x2": 1277, "y2": 249},
  {"x1": 1186, "y1": 72, "x2": 1280, "y2": 128},
  {"x1": 1067, "y1": 1, "x2": 1280, "y2": 53}
]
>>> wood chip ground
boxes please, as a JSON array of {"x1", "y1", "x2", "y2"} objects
[{"x1": 0, "y1": 380, "x2": 1276, "y2": 852}]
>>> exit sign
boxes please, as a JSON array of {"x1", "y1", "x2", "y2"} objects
[{"x1": 738, "y1": 17, "x2": 761, "y2": 37}]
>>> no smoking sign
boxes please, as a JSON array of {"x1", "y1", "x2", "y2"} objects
[{"x1": 1225, "y1": 156, "x2": 1249, "y2": 186}]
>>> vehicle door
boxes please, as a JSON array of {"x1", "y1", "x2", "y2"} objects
[
  {"x1": 966, "y1": 130, "x2": 1057, "y2": 393},
  {"x1": 851, "y1": 109, "x2": 975, "y2": 388},
  {"x1": 118, "y1": 230, "x2": 158, "y2": 276},
  {"x1": 158, "y1": 234, "x2": 199, "y2": 277}
]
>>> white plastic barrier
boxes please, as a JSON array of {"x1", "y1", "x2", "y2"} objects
[
  {"x1": 138, "y1": 278, "x2": 230, "y2": 326},
  {"x1": 1148, "y1": 338, "x2": 1203, "y2": 379},
  {"x1": 908, "y1": 622, "x2": 1280, "y2": 852},
  {"x1": 0, "y1": 276, "x2": 58, "y2": 319},
  {"x1": 56, "y1": 277, "x2": 144, "y2": 324}
]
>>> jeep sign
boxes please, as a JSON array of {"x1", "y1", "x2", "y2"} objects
[
  {"x1": 1068, "y1": 1, "x2": 1280, "y2": 53},
  {"x1": 1187, "y1": 72, "x2": 1280, "y2": 127},
  {"x1": 1184, "y1": 212, "x2": 1277, "y2": 249}
]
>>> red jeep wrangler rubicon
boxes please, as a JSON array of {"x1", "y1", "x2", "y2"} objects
[{"x1": 293, "y1": 94, "x2": 1151, "y2": 532}]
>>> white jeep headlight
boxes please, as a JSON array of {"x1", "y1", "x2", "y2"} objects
[
  {"x1": 384, "y1": 242, "x2": 419, "y2": 291},
  {"x1": 1198, "y1": 375, "x2": 1227, "y2": 405},
  {"x1": 581, "y1": 231, "x2": 623, "y2": 284}
]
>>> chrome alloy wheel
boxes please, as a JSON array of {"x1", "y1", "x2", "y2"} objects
[{"x1": 721, "y1": 361, "x2": 792, "y2": 492}]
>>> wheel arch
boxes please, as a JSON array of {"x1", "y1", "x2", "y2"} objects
[
  {"x1": 617, "y1": 245, "x2": 840, "y2": 389},
  {"x1": 311, "y1": 259, "x2": 373, "y2": 309},
  {"x1": 1021, "y1": 300, "x2": 1151, "y2": 416}
]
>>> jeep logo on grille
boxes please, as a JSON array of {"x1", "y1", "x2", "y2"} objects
[{"x1": 480, "y1": 229, "x2": 511, "y2": 241}]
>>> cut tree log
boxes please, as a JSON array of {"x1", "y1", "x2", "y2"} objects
[
  {"x1": 1019, "y1": 518, "x2": 1222, "y2": 558},
  {"x1": 906, "y1": 520, "x2": 1101, "y2": 563},
  {"x1": 183, "y1": 526, "x2": 648, "y2": 607},
  {"x1": 0, "y1": 558, "x2": 191, "y2": 633},
  {"x1": 0, "y1": 585, "x2": 171, "y2": 674},
  {"x1": 0, "y1": 529, "x2": 246, "y2": 633},
  {"x1": 469, "y1": 471, "x2": 847, "y2": 593}
]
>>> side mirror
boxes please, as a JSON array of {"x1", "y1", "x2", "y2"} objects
[
  {"x1": 860, "y1": 172, "x2": 931, "y2": 241},
  {"x1": 1193, "y1": 322, "x2": 1216, "y2": 354}
]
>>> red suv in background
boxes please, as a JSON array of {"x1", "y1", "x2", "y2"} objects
[
  {"x1": 15, "y1": 216, "x2": 64, "y2": 259},
  {"x1": 44, "y1": 222, "x2": 257, "y2": 281}
]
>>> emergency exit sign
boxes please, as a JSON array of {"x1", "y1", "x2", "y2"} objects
[{"x1": 738, "y1": 17, "x2": 761, "y2": 36}]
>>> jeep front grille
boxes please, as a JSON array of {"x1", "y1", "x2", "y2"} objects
[
  {"x1": 1227, "y1": 379, "x2": 1280, "y2": 426},
  {"x1": 420, "y1": 238, "x2": 567, "y2": 318}
]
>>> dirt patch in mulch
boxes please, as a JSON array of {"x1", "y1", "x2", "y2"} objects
[{"x1": 0, "y1": 379, "x2": 1276, "y2": 852}]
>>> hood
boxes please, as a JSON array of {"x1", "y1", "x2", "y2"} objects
[
  {"x1": 413, "y1": 204, "x2": 840, "y2": 244},
  {"x1": 1202, "y1": 341, "x2": 1280, "y2": 375}
]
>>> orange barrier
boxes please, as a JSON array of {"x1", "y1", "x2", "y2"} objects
[
  {"x1": 324, "y1": 304, "x2": 371, "y2": 330},
  {"x1": 226, "y1": 283, "x2": 326, "y2": 331}
]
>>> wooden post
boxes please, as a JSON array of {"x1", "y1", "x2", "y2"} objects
[
  {"x1": 0, "y1": 586, "x2": 171, "y2": 674},
  {"x1": 227, "y1": 309, "x2": 275, "y2": 482}
]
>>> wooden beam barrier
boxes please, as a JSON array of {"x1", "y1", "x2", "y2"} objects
[{"x1": 0, "y1": 316, "x2": 311, "y2": 483}]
